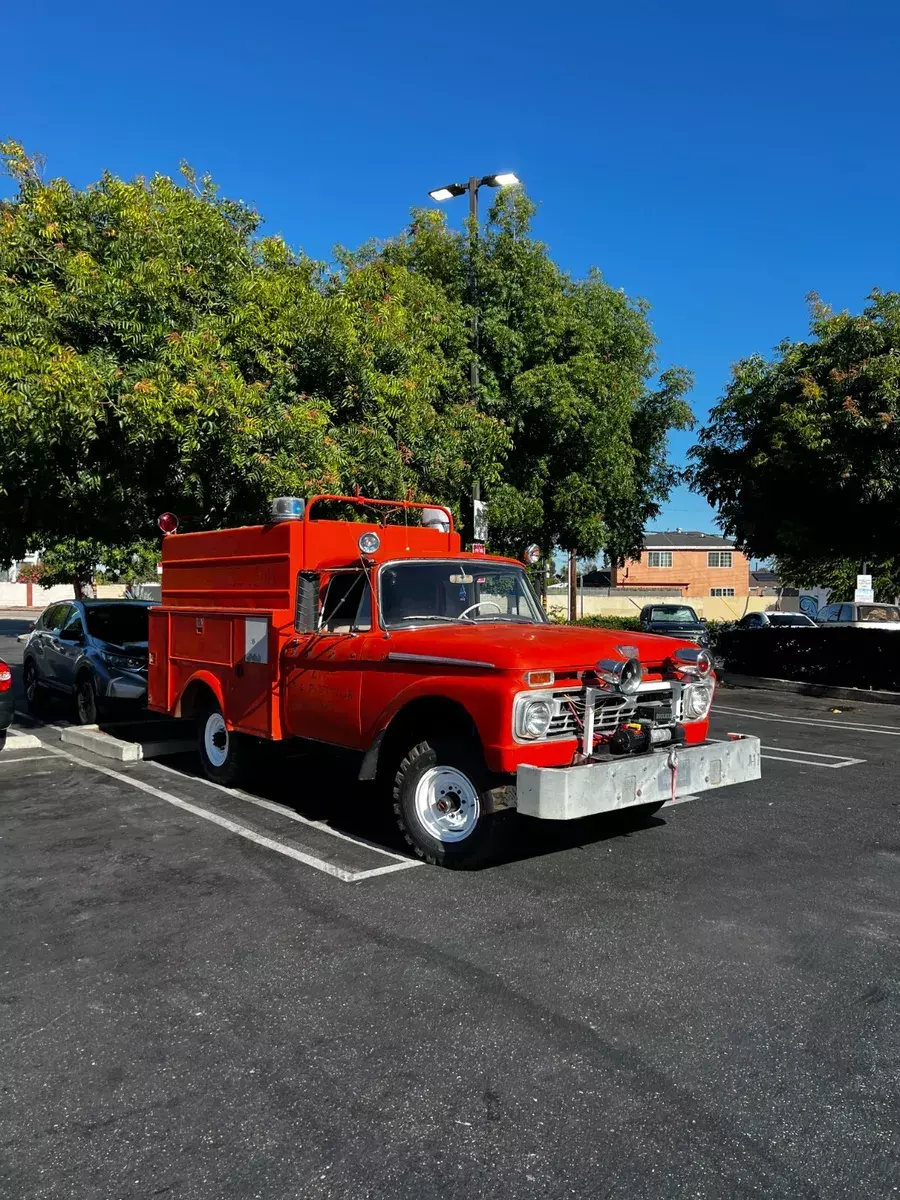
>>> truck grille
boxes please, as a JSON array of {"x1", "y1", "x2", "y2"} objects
[{"x1": 547, "y1": 686, "x2": 677, "y2": 739}]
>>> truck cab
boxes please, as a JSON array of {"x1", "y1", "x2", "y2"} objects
[{"x1": 148, "y1": 495, "x2": 760, "y2": 867}]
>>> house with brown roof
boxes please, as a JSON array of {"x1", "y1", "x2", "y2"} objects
[{"x1": 613, "y1": 531, "x2": 751, "y2": 600}]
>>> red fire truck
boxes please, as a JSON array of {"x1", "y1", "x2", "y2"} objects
[{"x1": 148, "y1": 495, "x2": 760, "y2": 867}]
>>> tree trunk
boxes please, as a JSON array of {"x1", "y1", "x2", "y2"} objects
[{"x1": 568, "y1": 548, "x2": 578, "y2": 623}]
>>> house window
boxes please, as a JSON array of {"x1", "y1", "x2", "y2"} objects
[
  {"x1": 708, "y1": 551, "x2": 733, "y2": 568},
  {"x1": 710, "y1": 587, "x2": 735, "y2": 597},
  {"x1": 647, "y1": 551, "x2": 673, "y2": 568}
]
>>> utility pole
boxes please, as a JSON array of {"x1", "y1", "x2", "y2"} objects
[{"x1": 568, "y1": 548, "x2": 578, "y2": 623}]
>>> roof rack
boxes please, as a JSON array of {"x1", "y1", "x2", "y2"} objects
[{"x1": 304, "y1": 494, "x2": 454, "y2": 531}]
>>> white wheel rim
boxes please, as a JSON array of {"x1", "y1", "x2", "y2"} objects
[
  {"x1": 413, "y1": 766, "x2": 480, "y2": 843},
  {"x1": 204, "y1": 712, "x2": 229, "y2": 768}
]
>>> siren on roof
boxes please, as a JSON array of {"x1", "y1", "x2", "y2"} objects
[
  {"x1": 421, "y1": 506, "x2": 450, "y2": 533},
  {"x1": 270, "y1": 497, "x2": 306, "y2": 523}
]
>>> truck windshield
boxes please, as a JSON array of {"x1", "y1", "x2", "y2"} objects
[
  {"x1": 647, "y1": 607, "x2": 699, "y2": 624},
  {"x1": 379, "y1": 561, "x2": 546, "y2": 628}
]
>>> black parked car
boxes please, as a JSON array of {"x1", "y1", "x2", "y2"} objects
[
  {"x1": 23, "y1": 600, "x2": 156, "y2": 724},
  {"x1": 639, "y1": 603, "x2": 709, "y2": 645}
]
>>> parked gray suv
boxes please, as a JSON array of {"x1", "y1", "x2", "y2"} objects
[{"x1": 23, "y1": 600, "x2": 156, "y2": 724}]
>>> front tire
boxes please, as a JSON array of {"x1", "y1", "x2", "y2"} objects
[
  {"x1": 392, "y1": 737, "x2": 506, "y2": 869},
  {"x1": 74, "y1": 674, "x2": 101, "y2": 725},
  {"x1": 197, "y1": 700, "x2": 246, "y2": 785},
  {"x1": 23, "y1": 660, "x2": 47, "y2": 715}
]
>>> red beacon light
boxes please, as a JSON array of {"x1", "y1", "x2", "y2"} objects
[{"x1": 158, "y1": 512, "x2": 179, "y2": 535}]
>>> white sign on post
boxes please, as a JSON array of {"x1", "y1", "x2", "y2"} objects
[
  {"x1": 855, "y1": 574, "x2": 874, "y2": 603},
  {"x1": 473, "y1": 499, "x2": 488, "y2": 542}
]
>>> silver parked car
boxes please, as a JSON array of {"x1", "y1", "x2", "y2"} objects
[
  {"x1": 737, "y1": 611, "x2": 816, "y2": 629},
  {"x1": 816, "y1": 602, "x2": 900, "y2": 629},
  {"x1": 23, "y1": 599, "x2": 156, "y2": 724}
]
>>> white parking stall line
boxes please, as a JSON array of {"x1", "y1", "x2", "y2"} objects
[
  {"x1": 150, "y1": 759, "x2": 417, "y2": 865},
  {"x1": 715, "y1": 705, "x2": 900, "y2": 737},
  {"x1": 0, "y1": 754, "x2": 59, "y2": 766},
  {"x1": 40, "y1": 747, "x2": 419, "y2": 883},
  {"x1": 759, "y1": 745, "x2": 865, "y2": 769}
]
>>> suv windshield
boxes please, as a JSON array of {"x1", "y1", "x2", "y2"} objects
[
  {"x1": 647, "y1": 606, "x2": 699, "y2": 624},
  {"x1": 85, "y1": 604, "x2": 152, "y2": 646},
  {"x1": 379, "y1": 561, "x2": 546, "y2": 628}
]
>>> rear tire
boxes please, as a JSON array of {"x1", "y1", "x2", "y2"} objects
[
  {"x1": 197, "y1": 699, "x2": 246, "y2": 785},
  {"x1": 392, "y1": 736, "x2": 506, "y2": 869}
]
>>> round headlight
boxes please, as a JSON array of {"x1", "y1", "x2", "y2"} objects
[
  {"x1": 520, "y1": 698, "x2": 554, "y2": 739},
  {"x1": 358, "y1": 531, "x2": 381, "y2": 556},
  {"x1": 684, "y1": 679, "x2": 715, "y2": 720}
]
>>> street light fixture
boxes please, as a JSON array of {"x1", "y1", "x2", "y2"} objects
[{"x1": 427, "y1": 172, "x2": 521, "y2": 535}]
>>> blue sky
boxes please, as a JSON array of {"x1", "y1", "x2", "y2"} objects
[{"x1": 5, "y1": 0, "x2": 899, "y2": 534}]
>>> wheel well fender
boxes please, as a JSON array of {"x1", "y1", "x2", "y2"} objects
[
  {"x1": 359, "y1": 695, "x2": 484, "y2": 782},
  {"x1": 176, "y1": 672, "x2": 225, "y2": 721}
]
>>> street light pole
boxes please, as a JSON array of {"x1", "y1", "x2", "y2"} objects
[
  {"x1": 467, "y1": 176, "x2": 480, "y2": 403},
  {"x1": 428, "y1": 172, "x2": 520, "y2": 542}
]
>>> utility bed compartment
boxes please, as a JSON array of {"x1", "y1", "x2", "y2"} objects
[{"x1": 148, "y1": 607, "x2": 277, "y2": 738}]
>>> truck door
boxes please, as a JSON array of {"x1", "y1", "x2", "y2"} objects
[{"x1": 283, "y1": 570, "x2": 372, "y2": 749}]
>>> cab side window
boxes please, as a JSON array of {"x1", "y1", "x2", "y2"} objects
[
  {"x1": 320, "y1": 572, "x2": 372, "y2": 632},
  {"x1": 838, "y1": 604, "x2": 854, "y2": 622}
]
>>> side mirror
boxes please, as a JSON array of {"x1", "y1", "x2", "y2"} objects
[
  {"x1": 59, "y1": 626, "x2": 82, "y2": 642},
  {"x1": 699, "y1": 617, "x2": 708, "y2": 624}
]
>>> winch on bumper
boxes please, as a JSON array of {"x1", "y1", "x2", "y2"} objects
[{"x1": 515, "y1": 735, "x2": 761, "y2": 821}]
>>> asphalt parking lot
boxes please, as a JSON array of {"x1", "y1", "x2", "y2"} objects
[{"x1": 2, "y1": 612, "x2": 900, "y2": 1199}]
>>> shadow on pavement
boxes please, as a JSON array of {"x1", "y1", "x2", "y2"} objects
[{"x1": 155, "y1": 738, "x2": 667, "y2": 868}]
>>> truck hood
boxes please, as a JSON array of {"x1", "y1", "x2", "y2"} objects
[{"x1": 386, "y1": 623, "x2": 695, "y2": 672}]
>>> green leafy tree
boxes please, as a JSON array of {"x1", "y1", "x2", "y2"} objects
[
  {"x1": 0, "y1": 143, "x2": 504, "y2": 576},
  {"x1": 690, "y1": 292, "x2": 900, "y2": 582},
  {"x1": 35, "y1": 538, "x2": 161, "y2": 595},
  {"x1": 775, "y1": 554, "x2": 900, "y2": 604},
  {"x1": 1, "y1": 143, "x2": 689, "y2": 581}
]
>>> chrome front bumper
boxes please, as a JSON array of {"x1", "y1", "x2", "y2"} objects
[{"x1": 516, "y1": 735, "x2": 761, "y2": 821}]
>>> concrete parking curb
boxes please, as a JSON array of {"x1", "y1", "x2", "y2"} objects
[
  {"x1": 61, "y1": 725, "x2": 143, "y2": 762},
  {"x1": 721, "y1": 673, "x2": 900, "y2": 707},
  {"x1": 0, "y1": 729, "x2": 43, "y2": 752}
]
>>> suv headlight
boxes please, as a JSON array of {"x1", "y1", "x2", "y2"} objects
[
  {"x1": 515, "y1": 696, "x2": 555, "y2": 739},
  {"x1": 102, "y1": 652, "x2": 146, "y2": 672},
  {"x1": 683, "y1": 679, "x2": 715, "y2": 720}
]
